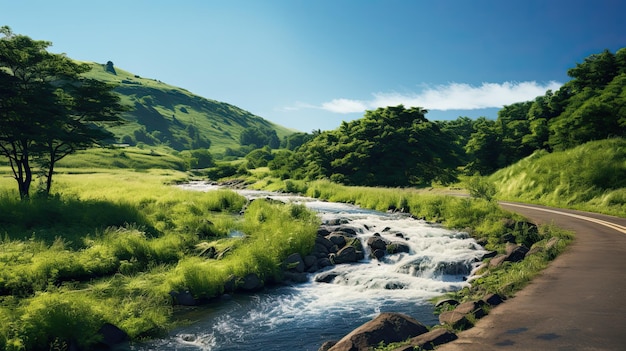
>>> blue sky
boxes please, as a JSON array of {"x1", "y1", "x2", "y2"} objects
[{"x1": 2, "y1": 0, "x2": 625, "y2": 132}]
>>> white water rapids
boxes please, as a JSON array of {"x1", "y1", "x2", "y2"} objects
[{"x1": 130, "y1": 182, "x2": 487, "y2": 351}]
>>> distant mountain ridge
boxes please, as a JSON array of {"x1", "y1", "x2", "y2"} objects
[{"x1": 82, "y1": 61, "x2": 294, "y2": 153}]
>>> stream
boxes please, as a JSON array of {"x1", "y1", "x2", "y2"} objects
[{"x1": 130, "y1": 183, "x2": 487, "y2": 351}]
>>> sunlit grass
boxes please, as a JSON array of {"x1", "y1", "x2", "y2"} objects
[
  {"x1": 491, "y1": 138, "x2": 626, "y2": 216},
  {"x1": 0, "y1": 167, "x2": 319, "y2": 349}
]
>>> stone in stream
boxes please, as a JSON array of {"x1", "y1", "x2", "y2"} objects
[{"x1": 325, "y1": 312, "x2": 429, "y2": 351}]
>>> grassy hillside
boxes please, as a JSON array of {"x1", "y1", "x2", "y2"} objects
[
  {"x1": 82, "y1": 62, "x2": 294, "y2": 153},
  {"x1": 490, "y1": 138, "x2": 626, "y2": 216}
]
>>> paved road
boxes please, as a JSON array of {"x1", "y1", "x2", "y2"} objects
[{"x1": 436, "y1": 202, "x2": 626, "y2": 351}]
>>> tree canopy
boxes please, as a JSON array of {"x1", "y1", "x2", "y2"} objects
[
  {"x1": 0, "y1": 26, "x2": 127, "y2": 198},
  {"x1": 271, "y1": 105, "x2": 460, "y2": 186}
]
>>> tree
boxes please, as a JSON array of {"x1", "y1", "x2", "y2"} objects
[{"x1": 0, "y1": 27, "x2": 127, "y2": 199}]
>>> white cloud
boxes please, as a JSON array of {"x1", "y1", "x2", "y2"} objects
[{"x1": 308, "y1": 81, "x2": 563, "y2": 114}]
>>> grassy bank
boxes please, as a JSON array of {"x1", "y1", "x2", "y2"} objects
[
  {"x1": 0, "y1": 169, "x2": 319, "y2": 350},
  {"x1": 490, "y1": 138, "x2": 626, "y2": 217}
]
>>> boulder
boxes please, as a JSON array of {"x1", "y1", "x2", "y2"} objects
[
  {"x1": 335, "y1": 226, "x2": 358, "y2": 236},
  {"x1": 483, "y1": 293, "x2": 505, "y2": 306},
  {"x1": 387, "y1": 242, "x2": 411, "y2": 254},
  {"x1": 392, "y1": 328, "x2": 458, "y2": 351},
  {"x1": 240, "y1": 273, "x2": 263, "y2": 292},
  {"x1": 372, "y1": 249, "x2": 386, "y2": 260},
  {"x1": 367, "y1": 236, "x2": 388, "y2": 251},
  {"x1": 435, "y1": 298, "x2": 460, "y2": 308},
  {"x1": 334, "y1": 246, "x2": 358, "y2": 264},
  {"x1": 328, "y1": 312, "x2": 428, "y2": 351},
  {"x1": 315, "y1": 271, "x2": 340, "y2": 283},
  {"x1": 489, "y1": 254, "x2": 507, "y2": 267},
  {"x1": 316, "y1": 236, "x2": 335, "y2": 250},
  {"x1": 283, "y1": 271, "x2": 308, "y2": 283},
  {"x1": 505, "y1": 243, "x2": 529, "y2": 262},
  {"x1": 439, "y1": 310, "x2": 472, "y2": 330},
  {"x1": 169, "y1": 290, "x2": 197, "y2": 306},
  {"x1": 328, "y1": 234, "x2": 347, "y2": 248},
  {"x1": 97, "y1": 323, "x2": 129, "y2": 349},
  {"x1": 304, "y1": 255, "x2": 318, "y2": 269},
  {"x1": 285, "y1": 253, "x2": 305, "y2": 273},
  {"x1": 223, "y1": 275, "x2": 237, "y2": 293}
]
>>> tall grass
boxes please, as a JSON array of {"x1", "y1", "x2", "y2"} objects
[
  {"x1": 491, "y1": 138, "x2": 626, "y2": 216},
  {"x1": 0, "y1": 168, "x2": 321, "y2": 349}
]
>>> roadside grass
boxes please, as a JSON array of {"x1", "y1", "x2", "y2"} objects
[
  {"x1": 0, "y1": 168, "x2": 319, "y2": 350},
  {"x1": 491, "y1": 138, "x2": 626, "y2": 217}
]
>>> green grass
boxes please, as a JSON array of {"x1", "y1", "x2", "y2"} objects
[
  {"x1": 491, "y1": 138, "x2": 626, "y2": 217},
  {"x1": 0, "y1": 168, "x2": 319, "y2": 350},
  {"x1": 81, "y1": 62, "x2": 295, "y2": 153}
]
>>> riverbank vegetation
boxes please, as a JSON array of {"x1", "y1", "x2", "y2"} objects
[{"x1": 0, "y1": 169, "x2": 319, "y2": 350}]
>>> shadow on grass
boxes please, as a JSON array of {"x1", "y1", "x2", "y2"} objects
[{"x1": 0, "y1": 195, "x2": 156, "y2": 247}]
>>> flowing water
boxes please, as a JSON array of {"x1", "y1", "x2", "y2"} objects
[{"x1": 130, "y1": 183, "x2": 487, "y2": 351}]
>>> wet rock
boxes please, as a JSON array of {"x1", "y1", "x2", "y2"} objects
[
  {"x1": 223, "y1": 275, "x2": 237, "y2": 293},
  {"x1": 372, "y1": 249, "x2": 386, "y2": 260},
  {"x1": 328, "y1": 312, "x2": 428, "y2": 351},
  {"x1": 327, "y1": 234, "x2": 347, "y2": 248},
  {"x1": 315, "y1": 271, "x2": 340, "y2": 283},
  {"x1": 384, "y1": 281, "x2": 406, "y2": 290},
  {"x1": 97, "y1": 323, "x2": 129, "y2": 349},
  {"x1": 334, "y1": 246, "x2": 358, "y2": 264},
  {"x1": 240, "y1": 273, "x2": 263, "y2": 292},
  {"x1": 304, "y1": 255, "x2": 317, "y2": 268},
  {"x1": 169, "y1": 290, "x2": 197, "y2": 306},
  {"x1": 481, "y1": 250, "x2": 498, "y2": 260},
  {"x1": 284, "y1": 253, "x2": 305, "y2": 273},
  {"x1": 283, "y1": 271, "x2": 308, "y2": 283},
  {"x1": 387, "y1": 241, "x2": 411, "y2": 254},
  {"x1": 318, "y1": 257, "x2": 333, "y2": 268},
  {"x1": 335, "y1": 226, "x2": 358, "y2": 236},
  {"x1": 316, "y1": 236, "x2": 335, "y2": 250},
  {"x1": 367, "y1": 236, "x2": 388, "y2": 251}
]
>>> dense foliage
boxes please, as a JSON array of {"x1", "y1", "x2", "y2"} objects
[
  {"x1": 463, "y1": 48, "x2": 626, "y2": 174},
  {"x1": 270, "y1": 106, "x2": 460, "y2": 186},
  {"x1": 267, "y1": 48, "x2": 626, "y2": 184}
]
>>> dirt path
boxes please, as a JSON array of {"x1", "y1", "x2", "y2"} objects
[{"x1": 436, "y1": 202, "x2": 626, "y2": 351}]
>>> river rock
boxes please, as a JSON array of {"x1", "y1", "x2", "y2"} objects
[
  {"x1": 335, "y1": 226, "x2": 358, "y2": 236},
  {"x1": 327, "y1": 234, "x2": 347, "y2": 248},
  {"x1": 285, "y1": 253, "x2": 305, "y2": 273},
  {"x1": 439, "y1": 310, "x2": 472, "y2": 330},
  {"x1": 315, "y1": 271, "x2": 340, "y2": 283},
  {"x1": 505, "y1": 243, "x2": 529, "y2": 262},
  {"x1": 283, "y1": 271, "x2": 308, "y2": 283},
  {"x1": 392, "y1": 328, "x2": 458, "y2": 351},
  {"x1": 327, "y1": 312, "x2": 429, "y2": 351},
  {"x1": 387, "y1": 241, "x2": 411, "y2": 254},
  {"x1": 223, "y1": 274, "x2": 237, "y2": 293},
  {"x1": 304, "y1": 255, "x2": 318, "y2": 268},
  {"x1": 372, "y1": 249, "x2": 386, "y2": 260},
  {"x1": 334, "y1": 246, "x2": 358, "y2": 264},
  {"x1": 367, "y1": 236, "x2": 388, "y2": 251},
  {"x1": 316, "y1": 236, "x2": 335, "y2": 250},
  {"x1": 96, "y1": 323, "x2": 129, "y2": 349},
  {"x1": 169, "y1": 290, "x2": 197, "y2": 306},
  {"x1": 240, "y1": 273, "x2": 263, "y2": 292}
]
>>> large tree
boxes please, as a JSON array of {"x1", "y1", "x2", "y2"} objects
[{"x1": 0, "y1": 26, "x2": 126, "y2": 199}]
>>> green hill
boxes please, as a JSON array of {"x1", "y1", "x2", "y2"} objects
[
  {"x1": 82, "y1": 61, "x2": 294, "y2": 153},
  {"x1": 489, "y1": 138, "x2": 626, "y2": 216}
]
